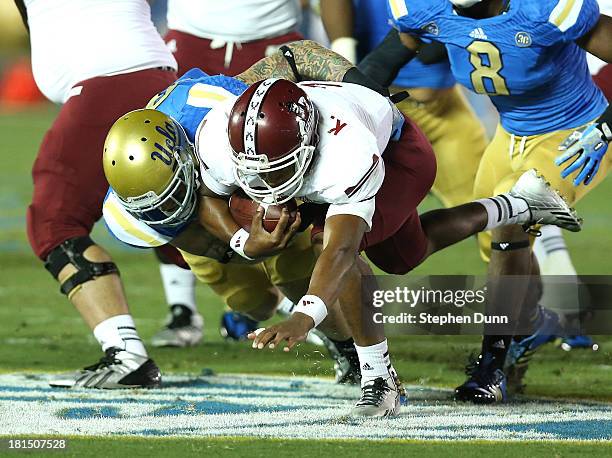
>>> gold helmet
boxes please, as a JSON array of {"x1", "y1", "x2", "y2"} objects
[{"x1": 103, "y1": 109, "x2": 199, "y2": 227}]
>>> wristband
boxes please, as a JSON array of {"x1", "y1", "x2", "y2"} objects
[
  {"x1": 293, "y1": 295, "x2": 328, "y2": 328},
  {"x1": 330, "y1": 37, "x2": 358, "y2": 65},
  {"x1": 230, "y1": 228, "x2": 254, "y2": 260}
]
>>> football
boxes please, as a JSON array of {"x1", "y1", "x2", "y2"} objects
[{"x1": 229, "y1": 191, "x2": 298, "y2": 233}]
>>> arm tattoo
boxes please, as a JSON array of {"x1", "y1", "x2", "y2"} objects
[{"x1": 236, "y1": 40, "x2": 354, "y2": 84}]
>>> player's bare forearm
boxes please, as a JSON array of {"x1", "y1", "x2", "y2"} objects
[
  {"x1": 198, "y1": 196, "x2": 240, "y2": 244},
  {"x1": 306, "y1": 215, "x2": 366, "y2": 307},
  {"x1": 320, "y1": 0, "x2": 354, "y2": 41},
  {"x1": 236, "y1": 40, "x2": 354, "y2": 85},
  {"x1": 578, "y1": 14, "x2": 612, "y2": 63}
]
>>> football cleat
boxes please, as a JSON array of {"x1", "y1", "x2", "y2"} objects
[
  {"x1": 558, "y1": 335, "x2": 599, "y2": 352},
  {"x1": 509, "y1": 169, "x2": 582, "y2": 232},
  {"x1": 220, "y1": 311, "x2": 259, "y2": 341},
  {"x1": 351, "y1": 376, "x2": 401, "y2": 417},
  {"x1": 504, "y1": 306, "x2": 560, "y2": 393},
  {"x1": 151, "y1": 304, "x2": 203, "y2": 347},
  {"x1": 454, "y1": 353, "x2": 507, "y2": 404},
  {"x1": 49, "y1": 347, "x2": 161, "y2": 389},
  {"x1": 312, "y1": 331, "x2": 361, "y2": 385}
]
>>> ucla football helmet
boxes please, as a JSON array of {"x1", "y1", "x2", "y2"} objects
[{"x1": 103, "y1": 109, "x2": 200, "y2": 227}]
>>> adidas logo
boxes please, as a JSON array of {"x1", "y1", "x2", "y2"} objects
[
  {"x1": 362, "y1": 363, "x2": 374, "y2": 371},
  {"x1": 469, "y1": 27, "x2": 488, "y2": 40},
  {"x1": 499, "y1": 243, "x2": 510, "y2": 250}
]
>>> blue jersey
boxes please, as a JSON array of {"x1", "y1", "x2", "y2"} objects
[
  {"x1": 354, "y1": 0, "x2": 455, "y2": 89},
  {"x1": 103, "y1": 69, "x2": 247, "y2": 247},
  {"x1": 388, "y1": 0, "x2": 608, "y2": 135},
  {"x1": 147, "y1": 68, "x2": 248, "y2": 142}
]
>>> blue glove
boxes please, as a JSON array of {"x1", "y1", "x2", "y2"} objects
[{"x1": 555, "y1": 122, "x2": 611, "y2": 186}]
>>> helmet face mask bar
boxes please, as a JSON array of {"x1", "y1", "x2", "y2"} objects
[
  {"x1": 119, "y1": 144, "x2": 200, "y2": 227},
  {"x1": 228, "y1": 78, "x2": 319, "y2": 205},
  {"x1": 232, "y1": 144, "x2": 316, "y2": 204}
]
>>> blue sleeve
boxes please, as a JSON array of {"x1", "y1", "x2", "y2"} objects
[
  {"x1": 387, "y1": 0, "x2": 445, "y2": 36},
  {"x1": 152, "y1": 71, "x2": 248, "y2": 142},
  {"x1": 537, "y1": 0, "x2": 600, "y2": 44}
]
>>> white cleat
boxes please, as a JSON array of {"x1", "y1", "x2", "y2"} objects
[
  {"x1": 350, "y1": 376, "x2": 401, "y2": 417},
  {"x1": 151, "y1": 304, "x2": 203, "y2": 348},
  {"x1": 510, "y1": 169, "x2": 582, "y2": 232},
  {"x1": 49, "y1": 348, "x2": 161, "y2": 389}
]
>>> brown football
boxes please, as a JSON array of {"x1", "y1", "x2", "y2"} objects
[{"x1": 229, "y1": 191, "x2": 298, "y2": 233}]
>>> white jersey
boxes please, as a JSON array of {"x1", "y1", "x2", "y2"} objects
[
  {"x1": 25, "y1": 0, "x2": 176, "y2": 103},
  {"x1": 198, "y1": 82, "x2": 401, "y2": 230},
  {"x1": 167, "y1": 0, "x2": 301, "y2": 43},
  {"x1": 588, "y1": 0, "x2": 612, "y2": 74}
]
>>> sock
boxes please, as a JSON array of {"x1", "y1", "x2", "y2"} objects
[
  {"x1": 160, "y1": 264, "x2": 197, "y2": 312},
  {"x1": 533, "y1": 225, "x2": 576, "y2": 275},
  {"x1": 354, "y1": 339, "x2": 393, "y2": 386},
  {"x1": 481, "y1": 335, "x2": 511, "y2": 370},
  {"x1": 93, "y1": 314, "x2": 147, "y2": 357},
  {"x1": 476, "y1": 194, "x2": 530, "y2": 231},
  {"x1": 275, "y1": 297, "x2": 296, "y2": 317}
]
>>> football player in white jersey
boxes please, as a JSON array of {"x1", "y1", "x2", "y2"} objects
[
  {"x1": 16, "y1": 0, "x2": 181, "y2": 389},
  {"x1": 194, "y1": 80, "x2": 580, "y2": 415},
  {"x1": 103, "y1": 38, "x2": 580, "y2": 415}
]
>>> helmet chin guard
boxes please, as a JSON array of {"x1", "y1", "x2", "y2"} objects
[{"x1": 227, "y1": 79, "x2": 319, "y2": 205}]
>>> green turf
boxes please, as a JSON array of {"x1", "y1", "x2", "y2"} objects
[
  {"x1": 0, "y1": 107, "x2": 611, "y2": 453},
  {"x1": 1, "y1": 436, "x2": 611, "y2": 458}
]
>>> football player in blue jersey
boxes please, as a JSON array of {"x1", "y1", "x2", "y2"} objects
[
  {"x1": 359, "y1": 0, "x2": 611, "y2": 403},
  {"x1": 321, "y1": 0, "x2": 488, "y2": 209}
]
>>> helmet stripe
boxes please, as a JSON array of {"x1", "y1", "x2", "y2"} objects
[{"x1": 243, "y1": 79, "x2": 279, "y2": 156}]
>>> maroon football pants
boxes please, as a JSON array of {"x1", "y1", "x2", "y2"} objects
[
  {"x1": 27, "y1": 68, "x2": 177, "y2": 259},
  {"x1": 164, "y1": 29, "x2": 303, "y2": 77},
  {"x1": 594, "y1": 64, "x2": 612, "y2": 101}
]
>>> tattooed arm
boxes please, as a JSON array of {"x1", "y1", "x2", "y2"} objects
[
  {"x1": 236, "y1": 40, "x2": 389, "y2": 96},
  {"x1": 236, "y1": 40, "x2": 352, "y2": 84}
]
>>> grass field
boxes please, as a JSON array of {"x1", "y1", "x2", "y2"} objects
[{"x1": 1, "y1": 107, "x2": 611, "y2": 455}]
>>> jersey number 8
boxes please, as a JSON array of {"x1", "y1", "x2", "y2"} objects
[{"x1": 467, "y1": 41, "x2": 510, "y2": 96}]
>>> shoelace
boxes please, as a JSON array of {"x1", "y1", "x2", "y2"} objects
[
  {"x1": 83, "y1": 348, "x2": 121, "y2": 371},
  {"x1": 356, "y1": 378, "x2": 391, "y2": 406}
]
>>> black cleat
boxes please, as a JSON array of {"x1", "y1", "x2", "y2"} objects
[{"x1": 454, "y1": 353, "x2": 507, "y2": 404}]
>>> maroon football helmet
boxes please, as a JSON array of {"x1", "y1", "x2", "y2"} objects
[{"x1": 228, "y1": 78, "x2": 319, "y2": 204}]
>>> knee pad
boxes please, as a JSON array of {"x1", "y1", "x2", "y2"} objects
[{"x1": 44, "y1": 236, "x2": 119, "y2": 297}]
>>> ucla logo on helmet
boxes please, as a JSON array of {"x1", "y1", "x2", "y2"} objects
[
  {"x1": 150, "y1": 121, "x2": 178, "y2": 166},
  {"x1": 515, "y1": 32, "x2": 532, "y2": 48}
]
